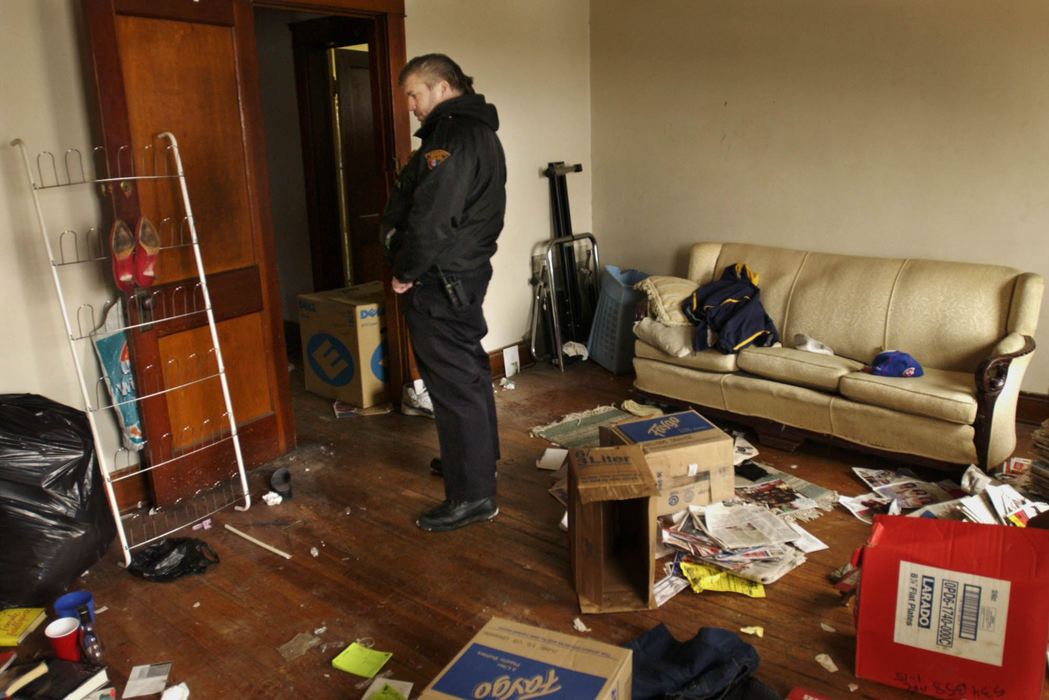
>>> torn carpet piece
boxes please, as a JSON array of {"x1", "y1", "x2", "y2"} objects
[{"x1": 529, "y1": 404, "x2": 631, "y2": 448}]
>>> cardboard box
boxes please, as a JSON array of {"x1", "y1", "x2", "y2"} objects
[
  {"x1": 855, "y1": 515, "x2": 1049, "y2": 699},
  {"x1": 297, "y1": 281, "x2": 387, "y2": 408},
  {"x1": 419, "y1": 617, "x2": 632, "y2": 700},
  {"x1": 569, "y1": 444, "x2": 659, "y2": 613},
  {"x1": 600, "y1": 410, "x2": 734, "y2": 515}
]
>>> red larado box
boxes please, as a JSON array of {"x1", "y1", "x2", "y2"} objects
[{"x1": 855, "y1": 515, "x2": 1049, "y2": 698}]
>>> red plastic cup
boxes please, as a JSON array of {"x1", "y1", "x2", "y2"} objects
[{"x1": 45, "y1": 617, "x2": 81, "y2": 662}]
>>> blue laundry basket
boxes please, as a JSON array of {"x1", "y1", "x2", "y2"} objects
[{"x1": 587, "y1": 265, "x2": 650, "y2": 374}]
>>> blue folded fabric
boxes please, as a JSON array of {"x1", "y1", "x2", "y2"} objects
[{"x1": 626, "y1": 624, "x2": 779, "y2": 699}]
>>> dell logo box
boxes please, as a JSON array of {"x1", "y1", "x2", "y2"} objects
[{"x1": 297, "y1": 281, "x2": 388, "y2": 408}]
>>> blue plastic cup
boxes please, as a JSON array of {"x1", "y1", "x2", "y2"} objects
[{"x1": 54, "y1": 590, "x2": 94, "y2": 623}]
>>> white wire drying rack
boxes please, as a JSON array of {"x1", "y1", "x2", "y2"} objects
[{"x1": 11, "y1": 132, "x2": 251, "y2": 567}]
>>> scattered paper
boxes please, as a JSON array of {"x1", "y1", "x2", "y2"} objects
[
  {"x1": 786, "y1": 521, "x2": 828, "y2": 553},
  {"x1": 873, "y1": 480, "x2": 953, "y2": 509},
  {"x1": 333, "y1": 401, "x2": 393, "y2": 418},
  {"x1": 732, "y1": 434, "x2": 759, "y2": 465},
  {"x1": 735, "y1": 479, "x2": 818, "y2": 516},
  {"x1": 278, "y1": 631, "x2": 322, "y2": 661},
  {"x1": 502, "y1": 346, "x2": 520, "y2": 378},
  {"x1": 363, "y1": 678, "x2": 413, "y2": 700},
  {"x1": 331, "y1": 642, "x2": 392, "y2": 677},
  {"x1": 262, "y1": 491, "x2": 282, "y2": 506},
  {"x1": 653, "y1": 574, "x2": 690, "y2": 606},
  {"x1": 960, "y1": 464, "x2": 995, "y2": 494},
  {"x1": 739, "y1": 626, "x2": 764, "y2": 638},
  {"x1": 160, "y1": 683, "x2": 189, "y2": 700},
  {"x1": 852, "y1": 466, "x2": 906, "y2": 489},
  {"x1": 837, "y1": 493, "x2": 892, "y2": 523},
  {"x1": 572, "y1": 618, "x2": 591, "y2": 632},
  {"x1": 122, "y1": 662, "x2": 172, "y2": 698},
  {"x1": 814, "y1": 653, "x2": 838, "y2": 673},
  {"x1": 536, "y1": 448, "x2": 568, "y2": 471},
  {"x1": 820, "y1": 623, "x2": 836, "y2": 633}
]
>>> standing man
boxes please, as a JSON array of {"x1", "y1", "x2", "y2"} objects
[{"x1": 381, "y1": 54, "x2": 506, "y2": 532}]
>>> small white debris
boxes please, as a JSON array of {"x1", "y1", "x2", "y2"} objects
[
  {"x1": 262, "y1": 491, "x2": 283, "y2": 506},
  {"x1": 820, "y1": 622, "x2": 836, "y2": 633},
  {"x1": 848, "y1": 683, "x2": 859, "y2": 692},
  {"x1": 193, "y1": 601, "x2": 200, "y2": 608},
  {"x1": 739, "y1": 626, "x2": 764, "y2": 638},
  {"x1": 815, "y1": 653, "x2": 838, "y2": 673},
  {"x1": 572, "y1": 618, "x2": 591, "y2": 632},
  {"x1": 310, "y1": 547, "x2": 319, "y2": 557}
]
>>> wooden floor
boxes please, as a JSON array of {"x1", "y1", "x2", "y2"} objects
[{"x1": 31, "y1": 360, "x2": 1047, "y2": 698}]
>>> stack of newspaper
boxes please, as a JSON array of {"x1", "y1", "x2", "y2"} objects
[
  {"x1": 952, "y1": 469, "x2": 1049, "y2": 526},
  {"x1": 658, "y1": 501, "x2": 809, "y2": 585}
]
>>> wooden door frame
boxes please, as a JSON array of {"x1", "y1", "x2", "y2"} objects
[
  {"x1": 83, "y1": 0, "x2": 299, "y2": 509},
  {"x1": 82, "y1": 0, "x2": 410, "y2": 510},
  {"x1": 255, "y1": 0, "x2": 412, "y2": 402}
]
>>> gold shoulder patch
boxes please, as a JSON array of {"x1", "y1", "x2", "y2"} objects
[{"x1": 425, "y1": 149, "x2": 451, "y2": 169}]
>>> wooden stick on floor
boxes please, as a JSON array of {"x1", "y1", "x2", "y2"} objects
[{"x1": 224, "y1": 523, "x2": 292, "y2": 559}]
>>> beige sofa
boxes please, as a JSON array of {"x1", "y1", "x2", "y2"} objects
[{"x1": 632, "y1": 242, "x2": 1044, "y2": 470}]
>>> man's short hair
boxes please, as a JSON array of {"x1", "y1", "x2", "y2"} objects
[{"x1": 399, "y1": 53, "x2": 475, "y2": 95}]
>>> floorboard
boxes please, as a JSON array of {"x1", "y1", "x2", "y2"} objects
[{"x1": 20, "y1": 359, "x2": 1048, "y2": 699}]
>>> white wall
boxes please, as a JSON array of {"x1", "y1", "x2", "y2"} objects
[
  {"x1": 3, "y1": 0, "x2": 1046, "y2": 423},
  {"x1": 591, "y1": 0, "x2": 1049, "y2": 392},
  {"x1": 403, "y1": 0, "x2": 593, "y2": 354},
  {"x1": 0, "y1": 0, "x2": 128, "y2": 459}
]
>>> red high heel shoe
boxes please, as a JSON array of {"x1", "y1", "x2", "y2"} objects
[
  {"x1": 134, "y1": 216, "x2": 161, "y2": 287},
  {"x1": 110, "y1": 219, "x2": 135, "y2": 292}
]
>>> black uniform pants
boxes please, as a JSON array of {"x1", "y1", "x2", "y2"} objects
[{"x1": 404, "y1": 266, "x2": 499, "y2": 502}]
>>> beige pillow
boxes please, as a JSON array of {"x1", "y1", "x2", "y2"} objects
[
  {"x1": 634, "y1": 275, "x2": 698, "y2": 326},
  {"x1": 633, "y1": 317, "x2": 693, "y2": 357}
]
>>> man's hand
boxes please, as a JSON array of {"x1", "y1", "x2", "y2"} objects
[{"x1": 392, "y1": 276, "x2": 414, "y2": 294}]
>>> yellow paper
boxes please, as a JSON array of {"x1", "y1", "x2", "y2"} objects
[
  {"x1": 679, "y1": 561, "x2": 765, "y2": 598},
  {"x1": 331, "y1": 642, "x2": 393, "y2": 677}
]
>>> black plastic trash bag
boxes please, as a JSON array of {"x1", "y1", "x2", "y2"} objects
[
  {"x1": 0, "y1": 394, "x2": 116, "y2": 607},
  {"x1": 127, "y1": 538, "x2": 219, "y2": 582}
]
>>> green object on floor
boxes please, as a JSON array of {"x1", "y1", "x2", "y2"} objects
[{"x1": 331, "y1": 642, "x2": 392, "y2": 677}]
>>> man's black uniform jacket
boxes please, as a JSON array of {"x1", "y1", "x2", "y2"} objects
[{"x1": 381, "y1": 93, "x2": 506, "y2": 284}]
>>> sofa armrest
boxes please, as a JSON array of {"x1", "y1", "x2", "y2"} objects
[
  {"x1": 973, "y1": 334, "x2": 1036, "y2": 467},
  {"x1": 976, "y1": 334, "x2": 1035, "y2": 395}
]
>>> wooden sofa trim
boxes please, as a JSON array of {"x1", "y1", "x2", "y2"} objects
[{"x1": 974, "y1": 334, "x2": 1036, "y2": 468}]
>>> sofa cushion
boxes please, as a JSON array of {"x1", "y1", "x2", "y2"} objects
[
  {"x1": 635, "y1": 340, "x2": 737, "y2": 372},
  {"x1": 634, "y1": 275, "x2": 698, "y2": 326},
  {"x1": 838, "y1": 367, "x2": 977, "y2": 424},
  {"x1": 633, "y1": 317, "x2": 693, "y2": 357},
  {"x1": 736, "y1": 347, "x2": 865, "y2": 392}
]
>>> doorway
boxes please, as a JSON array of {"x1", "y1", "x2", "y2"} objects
[{"x1": 254, "y1": 8, "x2": 389, "y2": 342}]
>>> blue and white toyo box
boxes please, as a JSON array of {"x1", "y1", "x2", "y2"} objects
[
  {"x1": 600, "y1": 410, "x2": 734, "y2": 515},
  {"x1": 419, "y1": 617, "x2": 631, "y2": 700},
  {"x1": 298, "y1": 281, "x2": 388, "y2": 408}
]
